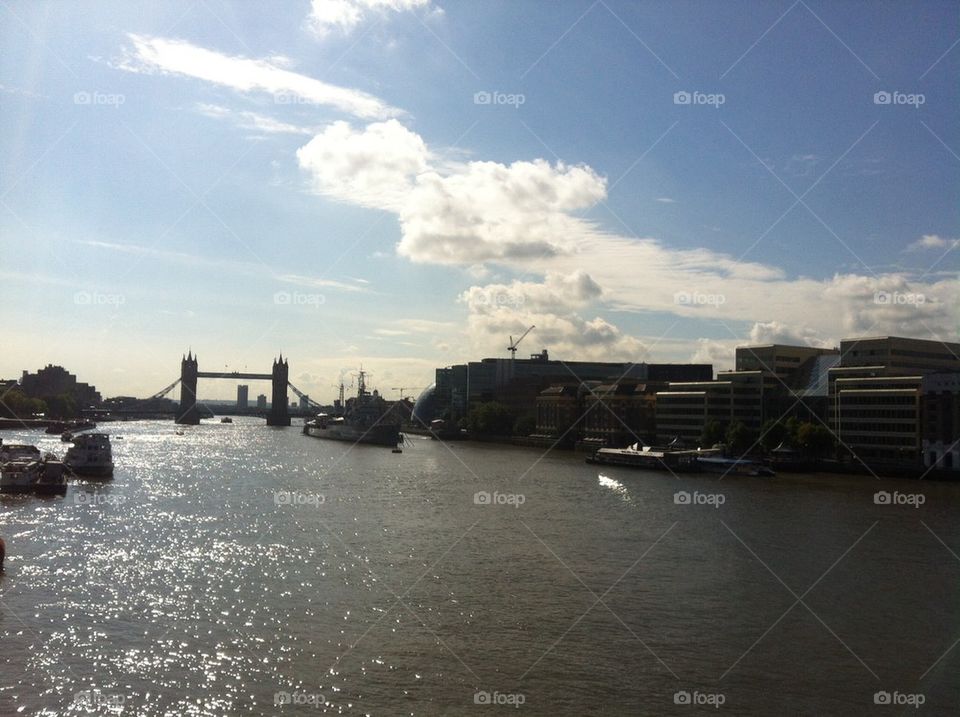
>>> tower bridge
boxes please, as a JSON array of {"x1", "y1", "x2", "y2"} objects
[{"x1": 145, "y1": 352, "x2": 320, "y2": 425}]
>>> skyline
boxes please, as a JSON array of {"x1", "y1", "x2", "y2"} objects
[{"x1": 2, "y1": 0, "x2": 958, "y2": 403}]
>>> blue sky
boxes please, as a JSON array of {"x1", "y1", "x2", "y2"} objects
[{"x1": 1, "y1": 0, "x2": 957, "y2": 401}]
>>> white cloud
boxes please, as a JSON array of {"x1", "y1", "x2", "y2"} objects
[
  {"x1": 654, "y1": 197, "x2": 676, "y2": 203},
  {"x1": 117, "y1": 34, "x2": 399, "y2": 120},
  {"x1": 195, "y1": 103, "x2": 315, "y2": 135},
  {"x1": 296, "y1": 120, "x2": 429, "y2": 210},
  {"x1": 293, "y1": 120, "x2": 959, "y2": 361},
  {"x1": 308, "y1": 0, "x2": 432, "y2": 36},
  {"x1": 905, "y1": 234, "x2": 958, "y2": 252}
]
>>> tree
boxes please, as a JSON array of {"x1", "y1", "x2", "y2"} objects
[
  {"x1": 466, "y1": 402, "x2": 515, "y2": 436},
  {"x1": 513, "y1": 413, "x2": 536, "y2": 437},
  {"x1": 700, "y1": 420, "x2": 726, "y2": 447},
  {"x1": 760, "y1": 418, "x2": 790, "y2": 450},
  {"x1": 43, "y1": 393, "x2": 78, "y2": 420},
  {"x1": 797, "y1": 422, "x2": 835, "y2": 458},
  {"x1": 726, "y1": 421, "x2": 758, "y2": 457},
  {"x1": 0, "y1": 389, "x2": 46, "y2": 418}
]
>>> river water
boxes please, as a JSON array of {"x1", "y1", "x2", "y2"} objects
[{"x1": 0, "y1": 417, "x2": 957, "y2": 715}]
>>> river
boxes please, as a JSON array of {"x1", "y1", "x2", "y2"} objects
[{"x1": 0, "y1": 417, "x2": 957, "y2": 714}]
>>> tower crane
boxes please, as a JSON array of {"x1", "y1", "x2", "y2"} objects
[
  {"x1": 391, "y1": 387, "x2": 421, "y2": 401},
  {"x1": 507, "y1": 325, "x2": 535, "y2": 358}
]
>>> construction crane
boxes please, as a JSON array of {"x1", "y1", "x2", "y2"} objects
[
  {"x1": 508, "y1": 325, "x2": 535, "y2": 358},
  {"x1": 391, "y1": 387, "x2": 421, "y2": 401}
]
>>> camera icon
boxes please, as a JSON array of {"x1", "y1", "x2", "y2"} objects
[
  {"x1": 873, "y1": 290, "x2": 891, "y2": 305},
  {"x1": 873, "y1": 91, "x2": 891, "y2": 105},
  {"x1": 73, "y1": 91, "x2": 91, "y2": 105},
  {"x1": 274, "y1": 491, "x2": 291, "y2": 506},
  {"x1": 673, "y1": 291, "x2": 691, "y2": 305},
  {"x1": 273, "y1": 691, "x2": 292, "y2": 706},
  {"x1": 474, "y1": 491, "x2": 491, "y2": 505},
  {"x1": 674, "y1": 690, "x2": 691, "y2": 705},
  {"x1": 74, "y1": 290, "x2": 92, "y2": 305},
  {"x1": 674, "y1": 491, "x2": 691, "y2": 505},
  {"x1": 474, "y1": 690, "x2": 491, "y2": 704},
  {"x1": 673, "y1": 91, "x2": 691, "y2": 105},
  {"x1": 473, "y1": 91, "x2": 491, "y2": 105},
  {"x1": 874, "y1": 690, "x2": 891, "y2": 705},
  {"x1": 273, "y1": 291, "x2": 292, "y2": 305},
  {"x1": 874, "y1": 491, "x2": 891, "y2": 505}
]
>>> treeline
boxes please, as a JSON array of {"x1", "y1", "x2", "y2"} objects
[
  {"x1": 701, "y1": 416, "x2": 835, "y2": 458},
  {"x1": 0, "y1": 389, "x2": 80, "y2": 420}
]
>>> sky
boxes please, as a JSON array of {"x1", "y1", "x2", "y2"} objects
[{"x1": 1, "y1": 0, "x2": 958, "y2": 402}]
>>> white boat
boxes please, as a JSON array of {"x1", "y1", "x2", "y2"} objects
[
  {"x1": 0, "y1": 457, "x2": 67, "y2": 495},
  {"x1": 65, "y1": 433, "x2": 114, "y2": 477}
]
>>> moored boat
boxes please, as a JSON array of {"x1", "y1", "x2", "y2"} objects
[
  {"x1": 587, "y1": 442, "x2": 714, "y2": 472},
  {"x1": 303, "y1": 371, "x2": 401, "y2": 447},
  {"x1": 64, "y1": 433, "x2": 114, "y2": 477}
]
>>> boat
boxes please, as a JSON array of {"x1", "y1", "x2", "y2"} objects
[
  {"x1": 586, "y1": 442, "x2": 713, "y2": 472},
  {"x1": 220, "y1": 417, "x2": 233, "y2": 423},
  {"x1": 64, "y1": 433, "x2": 114, "y2": 477},
  {"x1": 696, "y1": 456, "x2": 776, "y2": 477},
  {"x1": 1, "y1": 454, "x2": 67, "y2": 495},
  {"x1": 303, "y1": 371, "x2": 401, "y2": 447}
]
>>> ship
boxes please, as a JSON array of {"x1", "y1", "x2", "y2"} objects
[{"x1": 303, "y1": 370, "x2": 401, "y2": 447}]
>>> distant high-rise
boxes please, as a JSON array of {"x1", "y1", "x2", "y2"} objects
[
  {"x1": 256, "y1": 394, "x2": 267, "y2": 410},
  {"x1": 299, "y1": 394, "x2": 309, "y2": 410},
  {"x1": 237, "y1": 385, "x2": 249, "y2": 410}
]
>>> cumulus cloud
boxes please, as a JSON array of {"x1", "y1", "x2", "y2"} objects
[
  {"x1": 292, "y1": 119, "x2": 959, "y2": 361},
  {"x1": 308, "y1": 0, "x2": 432, "y2": 35},
  {"x1": 457, "y1": 271, "x2": 644, "y2": 361},
  {"x1": 296, "y1": 120, "x2": 429, "y2": 210},
  {"x1": 117, "y1": 34, "x2": 399, "y2": 119}
]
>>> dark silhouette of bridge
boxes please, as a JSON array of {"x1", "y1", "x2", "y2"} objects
[{"x1": 148, "y1": 352, "x2": 320, "y2": 425}]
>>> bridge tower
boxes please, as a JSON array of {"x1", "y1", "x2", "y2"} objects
[
  {"x1": 175, "y1": 351, "x2": 200, "y2": 425},
  {"x1": 268, "y1": 354, "x2": 290, "y2": 426}
]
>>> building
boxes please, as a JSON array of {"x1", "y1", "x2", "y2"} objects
[
  {"x1": 256, "y1": 394, "x2": 267, "y2": 410},
  {"x1": 828, "y1": 337, "x2": 960, "y2": 466},
  {"x1": 833, "y1": 375, "x2": 923, "y2": 464},
  {"x1": 735, "y1": 344, "x2": 839, "y2": 424},
  {"x1": 921, "y1": 372, "x2": 960, "y2": 471},
  {"x1": 20, "y1": 364, "x2": 101, "y2": 407},
  {"x1": 237, "y1": 385, "x2": 249, "y2": 410},
  {"x1": 655, "y1": 371, "x2": 764, "y2": 445},
  {"x1": 433, "y1": 351, "x2": 712, "y2": 423}
]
